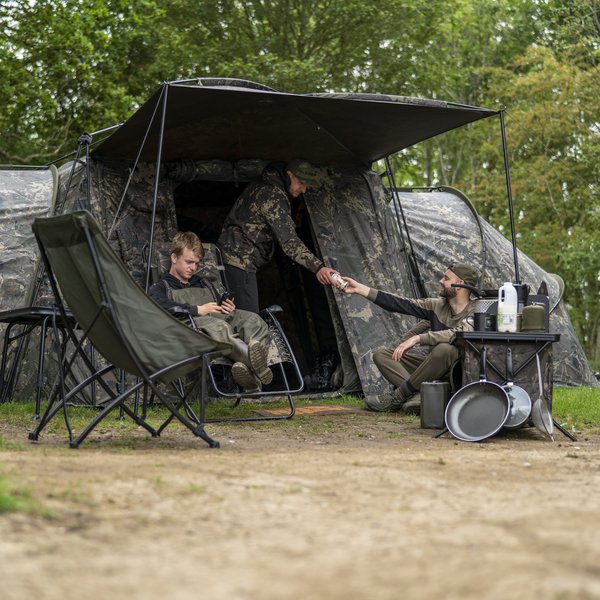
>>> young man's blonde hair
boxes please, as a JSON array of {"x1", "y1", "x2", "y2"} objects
[{"x1": 170, "y1": 231, "x2": 204, "y2": 260}]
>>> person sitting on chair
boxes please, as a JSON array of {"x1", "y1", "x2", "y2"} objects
[
  {"x1": 338, "y1": 263, "x2": 479, "y2": 413},
  {"x1": 149, "y1": 231, "x2": 273, "y2": 392}
]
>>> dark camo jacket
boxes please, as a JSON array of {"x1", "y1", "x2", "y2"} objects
[{"x1": 218, "y1": 168, "x2": 323, "y2": 273}]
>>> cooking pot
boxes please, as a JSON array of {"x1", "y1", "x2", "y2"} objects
[
  {"x1": 521, "y1": 303, "x2": 546, "y2": 332},
  {"x1": 445, "y1": 347, "x2": 511, "y2": 442},
  {"x1": 452, "y1": 284, "x2": 498, "y2": 331},
  {"x1": 421, "y1": 381, "x2": 450, "y2": 429},
  {"x1": 503, "y1": 347, "x2": 532, "y2": 429}
]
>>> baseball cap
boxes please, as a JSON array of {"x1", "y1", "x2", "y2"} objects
[
  {"x1": 448, "y1": 263, "x2": 479, "y2": 287},
  {"x1": 286, "y1": 158, "x2": 321, "y2": 188}
]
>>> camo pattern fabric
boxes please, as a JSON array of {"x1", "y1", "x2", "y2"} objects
[
  {"x1": 70, "y1": 159, "x2": 179, "y2": 287},
  {"x1": 307, "y1": 92, "x2": 448, "y2": 109},
  {"x1": 397, "y1": 190, "x2": 598, "y2": 388},
  {"x1": 305, "y1": 167, "x2": 422, "y2": 403},
  {"x1": 18, "y1": 158, "x2": 180, "y2": 403},
  {"x1": 306, "y1": 174, "x2": 598, "y2": 402},
  {"x1": 165, "y1": 158, "x2": 269, "y2": 183},
  {"x1": 218, "y1": 167, "x2": 325, "y2": 273},
  {"x1": 0, "y1": 166, "x2": 58, "y2": 310},
  {"x1": 0, "y1": 166, "x2": 59, "y2": 402}
]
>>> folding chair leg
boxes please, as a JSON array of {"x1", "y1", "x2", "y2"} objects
[
  {"x1": 192, "y1": 424, "x2": 220, "y2": 448},
  {"x1": 69, "y1": 397, "x2": 160, "y2": 449},
  {"x1": 153, "y1": 388, "x2": 220, "y2": 448}
]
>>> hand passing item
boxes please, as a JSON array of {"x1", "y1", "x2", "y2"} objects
[{"x1": 331, "y1": 272, "x2": 349, "y2": 291}]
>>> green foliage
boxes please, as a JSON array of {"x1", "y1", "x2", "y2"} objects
[
  {"x1": 472, "y1": 46, "x2": 600, "y2": 358},
  {"x1": 0, "y1": 0, "x2": 166, "y2": 162},
  {"x1": 0, "y1": 0, "x2": 598, "y2": 360}
]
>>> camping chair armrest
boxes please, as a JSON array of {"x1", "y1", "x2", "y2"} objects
[
  {"x1": 168, "y1": 306, "x2": 196, "y2": 328},
  {"x1": 260, "y1": 304, "x2": 283, "y2": 317},
  {"x1": 168, "y1": 306, "x2": 192, "y2": 318}
]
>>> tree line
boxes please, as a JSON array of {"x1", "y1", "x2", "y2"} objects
[{"x1": 1, "y1": 0, "x2": 598, "y2": 367}]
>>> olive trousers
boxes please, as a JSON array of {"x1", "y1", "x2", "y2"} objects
[
  {"x1": 373, "y1": 343, "x2": 459, "y2": 391},
  {"x1": 171, "y1": 287, "x2": 271, "y2": 366}
]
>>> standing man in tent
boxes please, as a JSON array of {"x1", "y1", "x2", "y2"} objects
[
  {"x1": 217, "y1": 159, "x2": 338, "y2": 313},
  {"x1": 338, "y1": 263, "x2": 479, "y2": 413}
]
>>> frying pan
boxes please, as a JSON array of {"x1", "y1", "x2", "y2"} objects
[
  {"x1": 445, "y1": 347, "x2": 511, "y2": 442},
  {"x1": 531, "y1": 354, "x2": 554, "y2": 440},
  {"x1": 503, "y1": 347, "x2": 532, "y2": 429}
]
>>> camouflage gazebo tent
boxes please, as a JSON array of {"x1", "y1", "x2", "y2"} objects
[{"x1": 1, "y1": 78, "x2": 596, "y2": 404}]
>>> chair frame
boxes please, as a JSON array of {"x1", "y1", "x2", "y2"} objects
[
  {"x1": 155, "y1": 244, "x2": 303, "y2": 423},
  {"x1": 0, "y1": 307, "x2": 75, "y2": 418},
  {"x1": 29, "y1": 212, "x2": 226, "y2": 448}
]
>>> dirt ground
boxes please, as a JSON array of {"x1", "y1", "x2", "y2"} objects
[{"x1": 0, "y1": 407, "x2": 599, "y2": 600}]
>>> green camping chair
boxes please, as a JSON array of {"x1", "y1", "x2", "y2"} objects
[
  {"x1": 142, "y1": 241, "x2": 302, "y2": 423},
  {"x1": 29, "y1": 210, "x2": 233, "y2": 448}
]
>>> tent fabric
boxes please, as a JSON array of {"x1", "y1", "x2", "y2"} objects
[
  {"x1": 306, "y1": 183, "x2": 598, "y2": 397},
  {"x1": 304, "y1": 168, "x2": 419, "y2": 402},
  {"x1": 396, "y1": 189, "x2": 597, "y2": 387},
  {"x1": 0, "y1": 166, "x2": 58, "y2": 311},
  {"x1": 10, "y1": 155, "x2": 592, "y2": 404},
  {"x1": 4, "y1": 80, "x2": 596, "y2": 406},
  {"x1": 92, "y1": 82, "x2": 498, "y2": 168},
  {"x1": 60, "y1": 155, "x2": 597, "y2": 392}
]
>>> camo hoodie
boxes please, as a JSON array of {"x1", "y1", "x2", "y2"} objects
[{"x1": 218, "y1": 168, "x2": 324, "y2": 273}]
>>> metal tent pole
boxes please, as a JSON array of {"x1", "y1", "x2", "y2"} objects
[
  {"x1": 384, "y1": 156, "x2": 427, "y2": 298},
  {"x1": 145, "y1": 83, "x2": 170, "y2": 294},
  {"x1": 500, "y1": 110, "x2": 521, "y2": 284}
]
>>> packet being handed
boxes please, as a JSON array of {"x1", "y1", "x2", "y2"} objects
[{"x1": 331, "y1": 272, "x2": 348, "y2": 291}]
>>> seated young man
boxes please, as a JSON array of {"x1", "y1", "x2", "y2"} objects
[{"x1": 149, "y1": 231, "x2": 273, "y2": 392}]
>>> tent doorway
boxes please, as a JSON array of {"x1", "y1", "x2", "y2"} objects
[{"x1": 172, "y1": 179, "x2": 340, "y2": 389}]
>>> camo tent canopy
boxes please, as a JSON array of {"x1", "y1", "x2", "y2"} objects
[
  {"x1": 2, "y1": 78, "x2": 597, "y2": 404},
  {"x1": 92, "y1": 78, "x2": 498, "y2": 167}
]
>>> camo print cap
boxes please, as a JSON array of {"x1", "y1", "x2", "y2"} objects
[
  {"x1": 448, "y1": 262, "x2": 479, "y2": 286},
  {"x1": 286, "y1": 158, "x2": 321, "y2": 187}
]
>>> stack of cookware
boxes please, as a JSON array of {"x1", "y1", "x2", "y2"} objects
[{"x1": 435, "y1": 282, "x2": 554, "y2": 442}]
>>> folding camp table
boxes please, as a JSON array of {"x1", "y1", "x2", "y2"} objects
[{"x1": 454, "y1": 331, "x2": 575, "y2": 440}]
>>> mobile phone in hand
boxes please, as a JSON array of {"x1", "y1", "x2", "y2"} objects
[{"x1": 218, "y1": 291, "x2": 234, "y2": 305}]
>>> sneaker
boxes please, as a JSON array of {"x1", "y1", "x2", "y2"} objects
[
  {"x1": 248, "y1": 340, "x2": 273, "y2": 385},
  {"x1": 231, "y1": 362, "x2": 262, "y2": 393},
  {"x1": 402, "y1": 395, "x2": 421, "y2": 416},
  {"x1": 365, "y1": 388, "x2": 407, "y2": 412}
]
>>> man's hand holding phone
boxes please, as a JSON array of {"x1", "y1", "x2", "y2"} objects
[{"x1": 218, "y1": 291, "x2": 234, "y2": 306}]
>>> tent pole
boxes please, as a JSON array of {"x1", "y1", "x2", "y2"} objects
[
  {"x1": 384, "y1": 156, "x2": 427, "y2": 298},
  {"x1": 500, "y1": 110, "x2": 521, "y2": 284},
  {"x1": 48, "y1": 123, "x2": 124, "y2": 167},
  {"x1": 145, "y1": 83, "x2": 170, "y2": 293}
]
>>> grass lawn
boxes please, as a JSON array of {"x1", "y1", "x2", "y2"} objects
[{"x1": 0, "y1": 385, "x2": 598, "y2": 515}]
